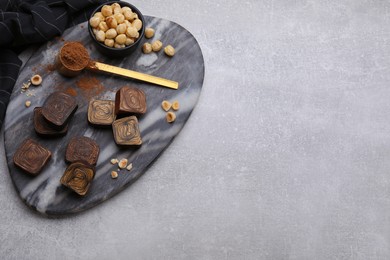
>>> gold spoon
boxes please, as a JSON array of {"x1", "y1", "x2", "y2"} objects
[{"x1": 56, "y1": 42, "x2": 179, "y2": 90}]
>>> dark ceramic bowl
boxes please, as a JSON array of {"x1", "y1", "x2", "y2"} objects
[{"x1": 88, "y1": 1, "x2": 145, "y2": 58}]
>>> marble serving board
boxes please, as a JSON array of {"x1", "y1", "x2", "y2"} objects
[{"x1": 4, "y1": 16, "x2": 204, "y2": 216}]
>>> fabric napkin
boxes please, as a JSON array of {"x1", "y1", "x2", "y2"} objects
[{"x1": 0, "y1": 0, "x2": 111, "y2": 129}]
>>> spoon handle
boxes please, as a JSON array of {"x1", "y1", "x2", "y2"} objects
[{"x1": 88, "y1": 61, "x2": 179, "y2": 90}]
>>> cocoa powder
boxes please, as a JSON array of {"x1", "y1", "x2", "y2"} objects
[
  {"x1": 76, "y1": 76, "x2": 105, "y2": 100},
  {"x1": 60, "y1": 42, "x2": 90, "y2": 71}
]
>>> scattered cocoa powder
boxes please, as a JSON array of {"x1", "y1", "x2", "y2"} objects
[
  {"x1": 76, "y1": 76, "x2": 105, "y2": 100},
  {"x1": 64, "y1": 87, "x2": 77, "y2": 96},
  {"x1": 60, "y1": 42, "x2": 90, "y2": 71},
  {"x1": 45, "y1": 63, "x2": 56, "y2": 72}
]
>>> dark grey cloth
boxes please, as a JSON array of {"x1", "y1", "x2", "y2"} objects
[{"x1": 0, "y1": 0, "x2": 111, "y2": 128}]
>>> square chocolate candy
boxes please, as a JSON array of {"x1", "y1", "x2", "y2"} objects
[
  {"x1": 87, "y1": 100, "x2": 116, "y2": 126},
  {"x1": 41, "y1": 92, "x2": 78, "y2": 129},
  {"x1": 65, "y1": 136, "x2": 100, "y2": 166},
  {"x1": 34, "y1": 107, "x2": 68, "y2": 137},
  {"x1": 60, "y1": 162, "x2": 95, "y2": 196},
  {"x1": 112, "y1": 116, "x2": 142, "y2": 146},
  {"x1": 115, "y1": 86, "x2": 147, "y2": 115},
  {"x1": 13, "y1": 138, "x2": 51, "y2": 176}
]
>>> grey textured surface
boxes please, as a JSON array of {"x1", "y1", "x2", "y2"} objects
[{"x1": 1, "y1": 0, "x2": 390, "y2": 259}]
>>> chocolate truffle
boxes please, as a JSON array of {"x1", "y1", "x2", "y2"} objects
[
  {"x1": 112, "y1": 116, "x2": 142, "y2": 146},
  {"x1": 41, "y1": 92, "x2": 78, "y2": 129},
  {"x1": 115, "y1": 86, "x2": 147, "y2": 115},
  {"x1": 65, "y1": 136, "x2": 100, "y2": 166},
  {"x1": 60, "y1": 161, "x2": 95, "y2": 196},
  {"x1": 87, "y1": 100, "x2": 116, "y2": 126},
  {"x1": 13, "y1": 138, "x2": 51, "y2": 176},
  {"x1": 34, "y1": 107, "x2": 68, "y2": 137}
]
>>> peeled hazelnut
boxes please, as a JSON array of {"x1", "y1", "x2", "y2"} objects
[
  {"x1": 151, "y1": 40, "x2": 163, "y2": 52},
  {"x1": 101, "y1": 5, "x2": 113, "y2": 17},
  {"x1": 98, "y1": 21, "x2": 109, "y2": 32},
  {"x1": 105, "y1": 28, "x2": 117, "y2": 39},
  {"x1": 30, "y1": 74, "x2": 42, "y2": 86},
  {"x1": 166, "y1": 112, "x2": 176, "y2": 123},
  {"x1": 111, "y1": 158, "x2": 119, "y2": 164},
  {"x1": 122, "y1": 6, "x2": 131, "y2": 12},
  {"x1": 115, "y1": 34, "x2": 127, "y2": 45},
  {"x1": 132, "y1": 19, "x2": 142, "y2": 31},
  {"x1": 142, "y1": 43, "x2": 152, "y2": 54},
  {"x1": 126, "y1": 163, "x2": 133, "y2": 171},
  {"x1": 104, "y1": 38, "x2": 115, "y2": 47},
  {"x1": 145, "y1": 27, "x2": 155, "y2": 38},
  {"x1": 164, "y1": 45, "x2": 175, "y2": 57},
  {"x1": 111, "y1": 171, "x2": 118, "y2": 179},
  {"x1": 89, "y1": 17, "x2": 100, "y2": 28},
  {"x1": 171, "y1": 101, "x2": 180, "y2": 110},
  {"x1": 161, "y1": 100, "x2": 172, "y2": 111},
  {"x1": 118, "y1": 158, "x2": 128, "y2": 169},
  {"x1": 25, "y1": 100, "x2": 31, "y2": 107},
  {"x1": 114, "y1": 13, "x2": 125, "y2": 24},
  {"x1": 123, "y1": 10, "x2": 133, "y2": 20},
  {"x1": 95, "y1": 30, "x2": 106, "y2": 42},
  {"x1": 106, "y1": 16, "x2": 118, "y2": 29},
  {"x1": 126, "y1": 26, "x2": 139, "y2": 38},
  {"x1": 114, "y1": 43, "x2": 125, "y2": 49},
  {"x1": 125, "y1": 37, "x2": 134, "y2": 46},
  {"x1": 116, "y1": 23, "x2": 127, "y2": 34}
]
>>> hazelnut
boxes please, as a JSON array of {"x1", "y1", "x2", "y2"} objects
[
  {"x1": 166, "y1": 112, "x2": 176, "y2": 123},
  {"x1": 101, "y1": 5, "x2": 113, "y2": 17},
  {"x1": 30, "y1": 74, "x2": 42, "y2": 86},
  {"x1": 105, "y1": 28, "x2": 117, "y2": 39},
  {"x1": 98, "y1": 21, "x2": 109, "y2": 32},
  {"x1": 151, "y1": 40, "x2": 163, "y2": 52},
  {"x1": 161, "y1": 100, "x2": 172, "y2": 111},
  {"x1": 114, "y1": 13, "x2": 125, "y2": 24},
  {"x1": 104, "y1": 38, "x2": 115, "y2": 47},
  {"x1": 164, "y1": 45, "x2": 175, "y2": 57},
  {"x1": 116, "y1": 23, "x2": 127, "y2": 34},
  {"x1": 89, "y1": 17, "x2": 100, "y2": 28},
  {"x1": 115, "y1": 34, "x2": 127, "y2": 45},
  {"x1": 132, "y1": 19, "x2": 142, "y2": 31},
  {"x1": 126, "y1": 26, "x2": 139, "y2": 38},
  {"x1": 95, "y1": 30, "x2": 106, "y2": 42},
  {"x1": 171, "y1": 101, "x2": 180, "y2": 110},
  {"x1": 106, "y1": 16, "x2": 118, "y2": 29},
  {"x1": 142, "y1": 43, "x2": 152, "y2": 54},
  {"x1": 145, "y1": 27, "x2": 155, "y2": 38}
]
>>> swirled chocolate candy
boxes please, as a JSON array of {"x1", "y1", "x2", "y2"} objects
[
  {"x1": 112, "y1": 116, "x2": 142, "y2": 146},
  {"x1": 13, "y1": 138, "x2": 51, "y2": 176},
  {"x1": 115, "y1": 86, "x2": 147, "y2": 115},
  {"x1": 65, "y1": 136, "x2": 100, "y2": 166},
  {"x1": 34, "y1": 107, "x2": 68, "y2": 137},
  {"x1": 41, "y1": 92, "x2": 78, "y2": 129},
  {"x1": 87, "y1": 100, "x2": 116, "y2": 126},
  {"x1": 60, "y1": 162, "x2": 95, "y2": 196}
]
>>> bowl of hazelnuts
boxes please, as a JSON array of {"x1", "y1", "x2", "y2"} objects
[{"x1": 88, "y1": 1, "x2": 145, "y2": 57}]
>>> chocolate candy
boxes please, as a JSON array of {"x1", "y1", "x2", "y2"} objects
[
  {"x1": 41, "y1": 92, "x2": 78, "y2": 129},
  {"x1": 65, "y1": 136, "x2": 100, "y2": 166},
  {"x1": 87, "y1": 100, "x2": 116, "y2": 126},
  {"x1": 34, "y1": 107, "x2": 68, "y2": 137},
  {"x1": 115, "y1": 86, "x2": 146, "y2": 115},
  {"x1": 13, "y1": 138, "x2": 51, "y2": 176},
  {"x1": 112, "y1": 116, "x2": 142, "y2": 146},
  {"x1": 60, "y1": 161, "x2": 95, "y2": 196}
]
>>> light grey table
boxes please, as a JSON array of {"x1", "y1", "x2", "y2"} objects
[{"x1": 1, "y1": 1, "x2": 389, "y2": 259}]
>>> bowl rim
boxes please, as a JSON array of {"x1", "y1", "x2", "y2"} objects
[{"x1": 88, "y1": 1, "x2": 145, "y2": 52}]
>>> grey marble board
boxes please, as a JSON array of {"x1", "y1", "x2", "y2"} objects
[{"x1": 3, "y1": 16, "x2": 204, "y2": 216}]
